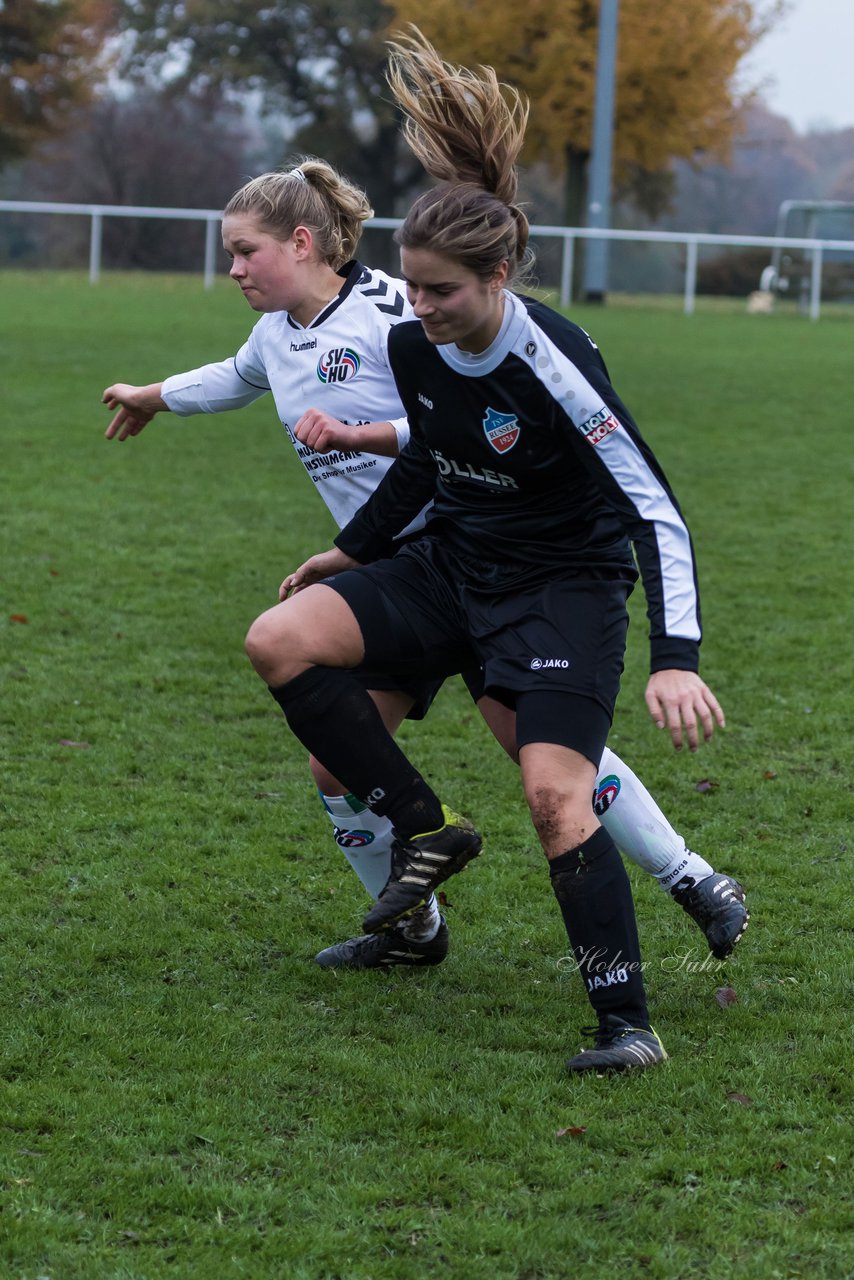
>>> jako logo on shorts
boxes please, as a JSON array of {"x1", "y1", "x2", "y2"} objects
[
  {"x1": 317, "y1": 347, "x2": 361, "y2": 383},
  {"x1": 530, "y1": 657, "x2": 570, "y2": 669},
  {"x1": 593, "y1": 774, "x2": 621, "y2": 816},
  {"x1": 334, "y1": 827, "x2": 375, "y2": 848}
]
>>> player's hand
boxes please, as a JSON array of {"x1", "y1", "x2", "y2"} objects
[
  {"x1": 293, "y1": 409, "x2": 351, "y2": 454},
  {"x1": 645, "y1": 669, "x2": 725, "y2": 752},
  {"x1": 279, "y1": 549, "x2": 360, "y2": 600},
  {"x1": 102, "y1": 383, "x2": 166, "y2": 441}
]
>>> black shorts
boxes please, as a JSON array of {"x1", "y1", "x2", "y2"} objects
[{"x1": 327, "y1": 537, "x2": 634, "y2": 763}]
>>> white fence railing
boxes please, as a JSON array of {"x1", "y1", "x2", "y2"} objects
[{"x1": 3, "y1": 199, "x2": 854, "y2": 320}]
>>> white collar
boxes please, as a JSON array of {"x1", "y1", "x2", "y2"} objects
[{"x1": 436, "y1": 292, "x2": 527, "y2": 377}]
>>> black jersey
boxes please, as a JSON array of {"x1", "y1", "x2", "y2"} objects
[{"x1": 335, "y1": 291, "x2": 701, "y2": 672}]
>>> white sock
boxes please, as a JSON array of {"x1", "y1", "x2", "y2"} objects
[
  {"x1": 594, "y1": 748, "x2": 715, "y2": 892},
  {"x1": 319, "y1": 792, "x2": 440, "y2": 938}
]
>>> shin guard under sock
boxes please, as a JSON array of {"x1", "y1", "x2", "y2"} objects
[
  {"x1": 549, "y1": 826, "x2": 650, "y2": 1028},
  {"x1": 269, "y1": 667, "x2": 443, "y2": 835}
]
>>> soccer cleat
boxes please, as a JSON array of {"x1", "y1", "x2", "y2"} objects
[
  {"x1": 314, "y1": 918, "x2": 449, "y2": 969},
  {"x1": 363, "y1": 805, "x2": 482, "y2": 933},
  {"x1": 673, "y1": 873, "x2": 749, "y2": 959},
  {"x1": 566, "y1": 1015, "x2": 668, "y2": 1075}
]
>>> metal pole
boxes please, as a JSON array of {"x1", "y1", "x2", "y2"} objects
[
  {"x1": 89, "y1": 211, "x2": 102, "y2": 284},
  {"x1": 204, "y1": 217, "x2": 218, "y2": 289},
  {"x1": 583, "y1": 0, "x2": 619, "y2": 303},
  {"x1": 560, "y1": 234, "x2": 576, "y2": 308},
  {"x1": 683, "y1": 239, "x2": 698, "y2": 315},
  {"x1": 809, "y1": 245, "x2": 823, "y2": 321}
]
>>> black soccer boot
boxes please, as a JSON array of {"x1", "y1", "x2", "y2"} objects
[
  {"x1": 566, "y1": 1014, "x2": 668, "y2": 1075},
  {"x1": 314, "y1": 918, "x2": 449, "y2": 970},
  {"x1": 673, "y1": 873, "x2": 749, "y2": 959},
  {"x1": 363, "y1": 805, "x2": 482, "y2": 933}
]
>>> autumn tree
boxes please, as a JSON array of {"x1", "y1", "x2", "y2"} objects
[
  {"x1": 8, "y1": 90, "x2": 258, "y2": 269},
  {"x1": 110, "y1": 0, "x2": 422, "y2": 218},
  {"x1": 389, "y1": 0, "x2": 786, "y2": 223},
  {"x1": 0, "y1": 0, "x2": 110, "y2": 167}
]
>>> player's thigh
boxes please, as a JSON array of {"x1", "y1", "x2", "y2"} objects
[
  {"x1": 329, "y1": 547, "x2": 474, "y2": 679},
  {"x1": 245, "y1": 583, "x2": 366, "y2": 682},
  {"x1": 475, "y1": 692, "x2": 519, "y2": 762}
]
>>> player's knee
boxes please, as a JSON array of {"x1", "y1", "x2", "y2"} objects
[
  {"x1": 245, "y1": 610, "x2": 299, "y2": 683},
  {"x1": 524, "y1": 777, "x2": 595, "y2": 849}
]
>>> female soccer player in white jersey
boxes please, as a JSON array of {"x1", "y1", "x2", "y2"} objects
[{"x1": 102, "y1": 151, "x2": 746, "y2": 987}]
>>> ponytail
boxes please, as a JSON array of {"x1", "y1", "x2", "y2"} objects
[
  {"x1": 387, "y1": 28, "x2": 531, "y2": 283},
  {"x1": 224, "y1": 158, "x2": 373, "y2": 269}
]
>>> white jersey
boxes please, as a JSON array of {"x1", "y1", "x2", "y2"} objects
[{"x1": 161, "y1": 262, "x2": 417, "y2": 532}]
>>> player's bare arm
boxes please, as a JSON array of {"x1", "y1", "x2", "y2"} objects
[
  {"x1": 645, "y1": 669, "x2": 725, "y2": 752},
  {"x1": 102, "y1": 383, "x2": 169, "y2": 441},
  {"x1": 293, "y1": 409, "x2": 400, "y2": 457},
  {"x1": 280, "y1": 548, "x2": 360, "y2": 600}
]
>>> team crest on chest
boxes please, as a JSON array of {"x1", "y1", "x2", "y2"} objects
[
  {"x1": 317, "y1": 347, "x2": 361, "y2": 384},
  {"x1": 483, "y1": 407, "x2": 520, "y2": 454}
]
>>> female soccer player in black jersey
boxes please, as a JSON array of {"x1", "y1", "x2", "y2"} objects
[{"x1": 243, "y1": 30, "x2": 735, "y2": 1073}]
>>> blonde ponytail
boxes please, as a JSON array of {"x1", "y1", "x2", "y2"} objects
[{"x1": 224, "y1": 158, "x2": 373, "y2": 269}]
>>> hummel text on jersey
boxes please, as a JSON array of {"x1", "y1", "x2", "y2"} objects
[
  {"x1": 578, "y1": 406, "x2": 620, "y2": 446},
  {"x1": 290, "y1": 337, "x2": 318, "y2": 352},
  {"x1": 431, "y1": 450, "x2": 518, "y2": 489}
]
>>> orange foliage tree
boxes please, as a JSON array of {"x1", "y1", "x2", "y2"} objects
[
  {"x1": 0, "y1": 0, "x2": 110, "y2": 167},
  {"x1": 388, "y1": 0, "x2": 786, "y2": 220}
]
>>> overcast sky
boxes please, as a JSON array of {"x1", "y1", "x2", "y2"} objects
[{"x1": 741, "y1": 0, "x2": 854, "y2": 132}]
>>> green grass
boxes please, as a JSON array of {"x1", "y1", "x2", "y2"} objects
[{"x1": 1, "y1": 270, "x2": 852, "y2": 1280}]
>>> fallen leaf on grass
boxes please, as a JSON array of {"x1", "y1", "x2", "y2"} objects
[
  {"x1": 9, "y1": 614, "x2": 28, "y2": 624},
  {"x1": 694, "y1": 778, "x2": 719, "y2": 793},
  {"x1": 725, "y1": 1091, "x2": 753, "y2": 1106},
  {"x1": 58, "y1": 739, "x2": 91, "y2": 749},
  {"x1": 555, "y1": 1126, "x2": 587, "y2": 1139},
  {"x1": 772, "y1": 1160, "x2": 788, "y2": 1171},
  {"x1": 715, "y1": 987, "x2": 738, "y2": 1008}
]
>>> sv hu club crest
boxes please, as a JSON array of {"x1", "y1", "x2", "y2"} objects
[{"x1": 317, "y1": 347, "x2": 361, "y2": 384}]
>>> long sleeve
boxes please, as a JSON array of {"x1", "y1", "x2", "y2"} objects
[
  {"x1": 334, "y1": 433, "x2": 438, "y2": 562},
  {"x1": 161, "y1": 329, "x2": 270, "y2": 416},
  {"x1": 557, "y1": 356, "x2": 701, "y2": 672}
]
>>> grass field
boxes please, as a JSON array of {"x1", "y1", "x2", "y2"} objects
[{"x1": 1, "y1": 270, "x2": 852, "y2": 1280}]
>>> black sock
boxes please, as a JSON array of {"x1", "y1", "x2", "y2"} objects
[
  {"x1": 549, "y1": 827, "x2": 650, "y2": 1029},
  {"x1": 269, "y1": 667, "x2": 443, "y2": 836}
]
